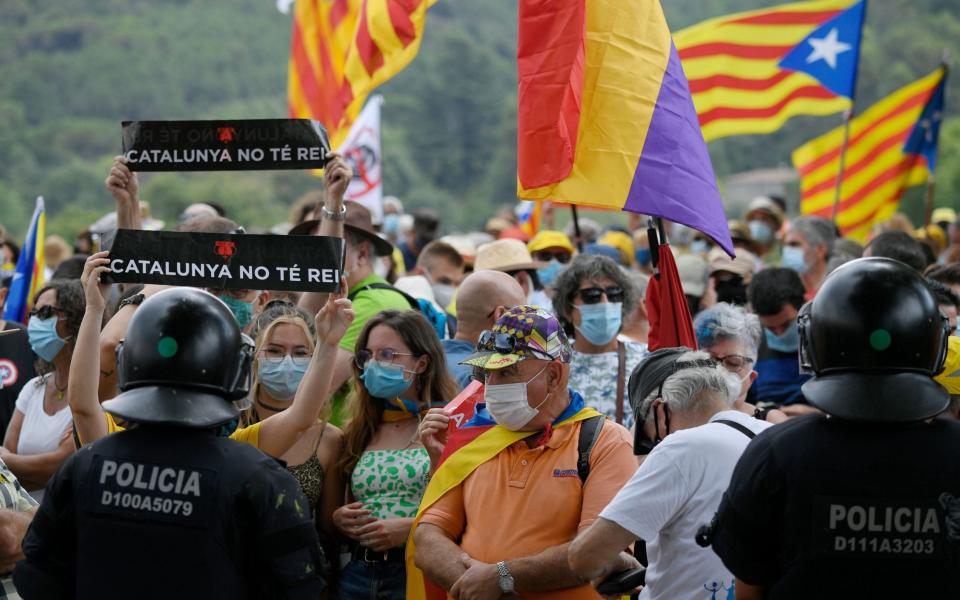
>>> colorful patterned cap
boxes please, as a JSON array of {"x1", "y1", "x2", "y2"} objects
[{"x1": 461, "y1": 305, "x2": 572, "y2": 370}]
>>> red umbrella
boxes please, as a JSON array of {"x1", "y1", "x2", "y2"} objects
[{"x1": 645, "y1": 221, "x2": 697, "y2": 351}]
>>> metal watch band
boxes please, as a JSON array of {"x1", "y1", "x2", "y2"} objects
[{"x1": 320, "y1": 205, "x2": 346, "y2": 221}]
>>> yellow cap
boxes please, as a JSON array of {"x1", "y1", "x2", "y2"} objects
[
  {"x1": 527, "y1": 230, "x2": 574, "y2": 254},
  {"x1": 932, "y1": 207, "x2": 957, "y2": 224},
  {"x1": 597, "y1": 230, "x2": 635, "y2": 266}
]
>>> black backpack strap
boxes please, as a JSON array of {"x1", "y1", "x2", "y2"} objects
[
  {"x1": 577, "y1": 415, "x2": 606, "y2": 484},
  {"x1": 713, "y1": 419, "x2": 756, "y2": 439},
  {"x1": 347, "y1": 282, "x2": 418, "y2": 310}
]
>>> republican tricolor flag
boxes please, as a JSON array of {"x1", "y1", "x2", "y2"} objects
[{"x1": 516, "y1": 0, "x2": 733, "y2": 256}]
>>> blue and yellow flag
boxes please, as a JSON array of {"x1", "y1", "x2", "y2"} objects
[{"x1": 3, "y1": 197, "x2": 45, "y2": 324}]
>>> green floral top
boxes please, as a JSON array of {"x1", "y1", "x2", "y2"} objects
[{"x1": 350, "y1": 448, "x2": 430, "y2": 520}]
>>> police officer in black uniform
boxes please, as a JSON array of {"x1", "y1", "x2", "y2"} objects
[
  {"x1": 13, "y1": 287, "x2": 325, "y2": 599},
  {"x1": 710, "y1": 257, "x2": 960, "y2": 598}
]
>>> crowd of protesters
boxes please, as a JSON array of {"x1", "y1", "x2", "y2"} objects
[{"x1": 0, "y1": 153, "x2": 958, "y2": 599}]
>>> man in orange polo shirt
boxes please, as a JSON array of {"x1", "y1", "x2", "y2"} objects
[{"x1": 413, "y1": 306, "x2": 637, "y2": 599}]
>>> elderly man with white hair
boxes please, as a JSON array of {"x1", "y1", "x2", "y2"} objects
[{"x1": 568, "y1": 349, "x2": 772, "y2": 600}]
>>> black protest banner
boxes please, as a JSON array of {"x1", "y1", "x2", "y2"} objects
[
  {"x1": 121, "y1": 119, "x2": 331, "y2": 172},
  {"x1": 105, "y1": 229, "x2": 344, "y2": 293}
]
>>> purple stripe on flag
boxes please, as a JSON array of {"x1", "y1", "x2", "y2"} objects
[{"x1": 623, "y1": 43, "x2": 734, "y2": 257}]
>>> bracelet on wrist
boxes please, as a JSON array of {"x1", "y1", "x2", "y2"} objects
[{"x1": 321, "y1": 205, "x2": 347, "y2": 222}]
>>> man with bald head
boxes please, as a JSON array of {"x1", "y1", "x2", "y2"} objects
[{"x1": 441, "y1": 270, "x2": 526, "y2": 389}]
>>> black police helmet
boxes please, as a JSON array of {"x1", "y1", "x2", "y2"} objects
[
  {"x1": 103, "y1": 288, "x2": 254, "y2": 428},
  {"x1": 799, "y1": 257, "x2": 950, "y2": 422}
]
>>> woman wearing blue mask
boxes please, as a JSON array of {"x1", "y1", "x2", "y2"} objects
[
  {"x1": 3, "y1": 279, "x2": 84, "y2": 502},
  {"x1": 553, "y1": 255, "x2": 648, "y2": 429},
  {"x1": 332, "y1": 310, "x2": 456, "y2": 600},
  {"x1": 244, "y1": 301, "x2": 344, "y2": 560}
]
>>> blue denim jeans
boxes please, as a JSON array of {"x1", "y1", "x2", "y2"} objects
[{"x1": 335, "y1": 559, "x2": 406, "y2": 600}]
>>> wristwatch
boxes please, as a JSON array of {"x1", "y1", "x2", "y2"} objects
[
  {"x1": 496, "y1": 561, "x2": 515, "y2": 594},
  {"x1": 321, "y1": 205, "x2": 347, "y2": 221}
]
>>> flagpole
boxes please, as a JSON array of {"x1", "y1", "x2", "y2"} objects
[
  {"x1": 927, "y1": 51, "x2": 951, "y2": 227},
  {"x1": 570, "y1": 205, "x2": 584, "y2": 253},
  {"x1": 831, "y1": 107, "x2": 854, "y2": 222},
  {"x1": 923, "y1": 174, "x2": 937, "y2": 227}
]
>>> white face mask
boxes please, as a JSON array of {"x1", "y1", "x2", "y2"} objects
[
  {"x1": 484, "y1": 365, "x2": 550, "y2": 431},
  {"x1": 373, "y1": 257, "x2": 390, "y2": 279},
  {"x1": 342, "y1": 247, "x2": 360, "y2": 284},
  {"x1": 723, "y1": 370, "x2": 749, "y2": 403}
]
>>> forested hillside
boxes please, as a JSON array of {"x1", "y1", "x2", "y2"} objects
[{"x1": 0, "y1": 0, "x2": 957, "y2": 239}]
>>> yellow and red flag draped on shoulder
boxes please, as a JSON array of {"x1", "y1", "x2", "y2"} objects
[
  {"x1": 404, "y1": 382, "x2": 602, "y2": 599},
  {"x1": 675, "y1": 0, "x2": 858, "y2": 142},
  {"x1": 288, "y1": 0, "x2": 436, "y2": 148},
  {"x1": 793, "y1": 68, "x2": 946, "y2": 242}
]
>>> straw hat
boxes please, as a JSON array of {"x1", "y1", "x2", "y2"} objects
[
  {"x1": 475, "y1": 239, "x2": 547, "y2": 272},
  {"x1": 708, "y1": 248, "x2": 757, "y2": 283}
]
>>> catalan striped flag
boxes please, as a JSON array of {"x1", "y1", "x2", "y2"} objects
[
  {"x1": 517, "y1": 0, "x2": 734, "y2": 257},
  {"x1": 675, "y1": 0, "x2": 863, "y2": 142},
  {"x1": 793, "y1": 68, "x2": 946, "y2": 242},
  {"x1": 288, "y1": 0, "x2": 435, "y2": 148},
  {"x1": 3, "y1": 197, "x2": 45, "y2": 324}
]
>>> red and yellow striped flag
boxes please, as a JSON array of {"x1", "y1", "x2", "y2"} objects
[
  {"x1": 288, "y1": 0, "x2": 435, "y2": 148},
  {"x1": 793, "y1": 68, "x2": 945, "y2": 242},
  {"x1": 675, "y1": 0, "x2": 855, "y2": 142}
]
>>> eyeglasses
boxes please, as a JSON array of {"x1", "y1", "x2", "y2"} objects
[
  {"x1": 477, "y1": 330, "x2": 522, "y2": 354},
  {"x1": 712, "y1": 354, "x2": 754, "y2": 371},
  {"x1": 532, "y1": 250, "x2": 572, "y2": 264},
  {"x1": 28, "y1": 306, "x2": 65, "y2": 320},
  {"x1": 260, "y1": 346, "x2": 311, "y2": 365},
  {"x1": 572, "y1": 286, "x2": 624, "y2": 304},
  {"x1": 355, "y1": 348, "x2": 414, "y2": 370}
]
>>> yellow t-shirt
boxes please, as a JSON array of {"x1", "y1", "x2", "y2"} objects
[
  {"x1": 935, "y1": 336, "x2": 960, "y2": 394},
  {"x1": 98, "y1": 412, "x2": 261, "y2": 448}
]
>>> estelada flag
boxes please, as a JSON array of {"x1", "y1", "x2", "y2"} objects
[
  {"x1": 676, "y1": 0, "x2": 864, "y2": 142},
  {"x1": 405, "y1": 382, "x2": 602, "y2": 599},
  {"x1": 793, "y1": 67, "x2": 945, "y2": 242},
  {"x1": 288, "y1": 0, "x2": 435, "y2": 148},
  {"x1": 516, "y1": 0, "x2": 734, "y2": 257}
]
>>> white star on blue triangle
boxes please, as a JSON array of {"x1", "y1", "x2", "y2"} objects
[
  {"x1": 778, "y1": 0, "x2": 865, "y2": 99},
  {"x1": 903, "y1": 75, "x2": 947, "y2": 171}
]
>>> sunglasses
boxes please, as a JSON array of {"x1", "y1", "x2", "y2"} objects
[
  {"x1": 477, "y1": 330, "x2": 522, "y2": 354},
  {"x1": 573, "y1": 286, "x2": 625, "y2": 304},
  {"x1": 28, "y1": 306, "x2": 65, "y2": 320},
  {"x1": 532, "y1": 250, "x2": 572, "y2": 264},
  {"x1": 712, "y1": 354, "x2": 754, "y2": 371},
  {"x1": 355, "y1": 347, "x2": 414, "y2": 370}
]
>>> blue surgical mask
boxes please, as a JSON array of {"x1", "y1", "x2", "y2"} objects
[
  {"x1": 765, "y1": 325, "x2": 799, "y2": 353},
  {"x1": 781, "y1": 246, "x2": 810, "y2": 274},
  {"x1": 383, "y1": 214, "x2": 400, "y2": 236},
  {"x1": 748, "y1": 220, "x2": 774, "y2": 244},
  {"x1": 635, "y1": 248, "x2": 651, "y2": 267},
  {"x1": 574, "y1": 302, "x2": 622, "y2": 346},
  {"x1": 691, "y1": 240, "x2": 710, "y2": 255},
  {"x1": 219, "y1": 294, "x2": 254, "y2": 330},
  {"x1": 537, "y1": 260, "x2": 564, "y2": 288},
  {"x1": 258, "y1": 356, "x2": 309, "y2": 401},
  {"x1": 361, "y1": 361, "x2": 414, "y2": 399},
  {"x1": 28, "y1": 316, "x2": 67, "y2": 362}
]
